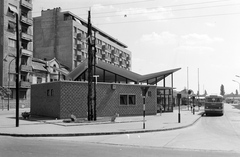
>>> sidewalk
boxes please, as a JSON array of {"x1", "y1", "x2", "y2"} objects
[{"x1": 0, "y1": 107, "x2": 204, "y2": 137}]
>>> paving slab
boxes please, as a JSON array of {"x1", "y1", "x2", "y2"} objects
[{"x1": 0, "y1": 107, "x2": 204, "y2": 137}]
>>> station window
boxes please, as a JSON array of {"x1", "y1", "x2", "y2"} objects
[
  {"x1": 120, "y1": 95, "x2": 127, "y2": 105},
  {"x1": 120, "y1": 94, "x2": 136, "y2": 106},
  {"x1": 129, "y1": 95, "x2": 136, "y2": 105}
]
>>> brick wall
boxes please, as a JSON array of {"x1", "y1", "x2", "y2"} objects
[
  {"x1": 31, "y1": 81, "x2": 157, "y2": 119},
  {"x1": 31, "y1": 82, "x2": 61, "y2": 118}
]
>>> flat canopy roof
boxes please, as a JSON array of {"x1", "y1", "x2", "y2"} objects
[{"x1": 67, "y1": 59, "x2": 181, "y2": 85}]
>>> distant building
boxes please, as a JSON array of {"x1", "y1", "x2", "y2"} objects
[
  {"x1": 32, "y1": 57, "x2": 69, "y2": 84},
  {"x1": 33, "y1": 8, "x2": 132, "y2": 72},
  {"x1": 0, "y1": 0, "x2": 33, "y2": 108}
]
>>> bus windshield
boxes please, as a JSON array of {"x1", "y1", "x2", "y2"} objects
[{"x1": 206, "y1": 98, "x2": 222, "y2": 102}]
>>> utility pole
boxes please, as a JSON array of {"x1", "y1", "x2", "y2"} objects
[
  {"x1": 93, "y1": 31, "x2": 97, "y2": 121},
  {"x1": 87, "y1": 10, "x2": 93, "y2": 121},
  {"x1": 16, "y1": 13, "x2": 20, "y2": 127}
]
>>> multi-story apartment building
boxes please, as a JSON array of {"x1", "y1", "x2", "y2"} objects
[
  {"x1": 0, "y1": 0, "x2": 33, "y2": 108},
  {"x1": 33, "y1": 8, "x2": 132, "y2": 71}
]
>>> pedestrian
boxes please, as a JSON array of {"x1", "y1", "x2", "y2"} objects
[{"x1": 159, "y1": 105, "x2": 164, "y2": 116}]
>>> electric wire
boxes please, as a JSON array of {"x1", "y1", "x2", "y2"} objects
[
  {"x1": 80, "y1": 0, "x2": 232, "y2": 16},
  {"x1": 32, "y1": 0, "x2": 231, "y2": 15},
  {"x1": 32, "y1": 0, "x2": 155, "y2": 14},
  {"x1": 96, "y1": 11, "x2": 240, "y2": 25},
  {"x1": 90, "y1": 3, "x2": 240, "y2": 19},
  {"x1": 33, "y1": 11, "x2": 240, "y2": 29}
]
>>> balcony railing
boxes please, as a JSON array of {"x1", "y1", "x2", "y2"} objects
[
  {"x1": 21, "y1": 0, "x2": 33, "y2": 10},
  {"x1": 21, "y1": 16, "x2": 33, "y2": 26},
  {"x1": 9, "y1": 80, "x2": 31, "y2": 88},
  {"x1": 20, "y1": 81, "x2": 31, "y2": 88},
  {"x1": 96, "y1": 42, "x2": 102, "y2": 49},
  {"x1": 21, "y1": 65, "x2": 32, "y2": 73},
  {"x1": 102, "y1": 45, "x2": 111, "y2": 52},
  {"x1": 21, "y1": 32, "x2": 33, "y2": 41},
  {"x1": 21, "y1": 48, "x2": 32, "y2": 56}
]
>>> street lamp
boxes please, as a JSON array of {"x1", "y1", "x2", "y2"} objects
[
  {"x1": 232, "y1": 80, "x2": 240, "y2": 95},
  {"x1": 8, "y1": 8, "x2": 20, "y2": 127},
  {"x1": 3, "y1": 53, "x2": 16, "y2": 111}
]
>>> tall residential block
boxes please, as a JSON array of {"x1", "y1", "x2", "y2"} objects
[
  {"x1": 33, "y1": 8, "x2": 132, "y2": 71},
  {"x1": 0, "y1": 0, "x2": 33, "y2": 108}
]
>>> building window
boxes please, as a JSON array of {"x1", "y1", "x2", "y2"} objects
[
  {"x1": 47, "y1": 89, "x2": 50, "y2": 96},
  {"x1": 53, "y1": 64, "x2": 56, "y2": 72},
  {"x1": 74, "y1": 26, "x2": 77, "y2": 33},
  {"x1": 8, "y1": 38, "x2": 16, "y2": 47},
  {"x1": 74, "y1": 38, "x2": 77, "y2": 46},
  {"x1": 21, "y1": 56, "x2": 28, "y2": 65},
  {"x1": 8, "y1": 21, "x2": 16, "y2": 33},
  {"x1": 74, "y1": 60, "x2": 78, "y2": 68},
  {"x1": 20, "y1": 90, "x2": 27, "y2": 100},
  {"x1": 8, "y1": 4, "x2": 17, "y2": 17},
  {"x1": 148, "y1": 91, "x2": 152, "y2": 97},
  {"x1": 129, "y1": 95, "x2": 136, "y2": 105},
  {"x1": 120, "y1": 95, "x2": 127, "y2": 105},
  {"x1": 51, "y1": 89, "x2": 54, "y2": 96},
  {"x1": 21, "y1": 41, "x2": 28, "y2": 49},
  {"x1": 37, "y1": 77, "x2": 42, "y2": 84},
  {"x1": 120, "y1": 94, "x2": 136, "y2": 106}
]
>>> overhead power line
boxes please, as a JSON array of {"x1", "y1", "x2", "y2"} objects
[
  {"x1": 32, "y1": 0, "x2": 155, "y2": 13},
  {"x1": 90, "y1": 3, "x2": 240, "y2": 19},
  {"x1": 96, "y1": 11, "x2": 240, "y2": 25},
  {"x1": 33, "y1": 11, "x2": 240, "y2": 28},
  {"x1": 77, "y1": 0, "x2": 232, "y2": 16},
  {"x1": 32, "y1": 0, "x2": 231, "y2": 15}
]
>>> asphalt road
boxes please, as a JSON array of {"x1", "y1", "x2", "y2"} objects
[
  {"x1": 0, "y1": 103, "x2": 240, "y2": 157},
  {"x1": 0, "y1": 136, "x2": 238, "y2": 157}
]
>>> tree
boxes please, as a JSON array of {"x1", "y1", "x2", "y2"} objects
[
  {"x1": 220, "y1": 84, "x2": 225, "y2": 96},
  {"x1": 204, "y1": 90, "x2": 208, "y2": 96}
]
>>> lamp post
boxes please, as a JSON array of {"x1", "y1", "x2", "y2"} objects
[
  {"x1": 15, "y1": 12, "x2": 20, "y2": 127},
  {"x1": 177, "y1": 94, "x2": 181, "y2": 123},
  {"x1": 93, "y1": 31, "x2": 98, "y2": 121},
  {"x1": 3, "y1": 54, "x2": 16, "y2": 111},
  {"x1": 232, "y1": 80, "x2": 240, "y2": 95},
  {"x1": 7, "y1": 2, "x2": 20, "y2": 127},
  {"x1": 8, "y1": 58, "x2": 15, "y2": 111}
]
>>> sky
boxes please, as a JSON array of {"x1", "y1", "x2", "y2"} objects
[{"x1": 32, "y1": 0, "x2": 240, "y2": 95}]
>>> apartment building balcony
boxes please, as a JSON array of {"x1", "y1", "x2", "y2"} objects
[
  {"x1": 96, "y1": 42, "x2": 102, "y2": 49},
  {"x1": 21, "y1": 48, "x2": 32, "y2": 56},
  {"x1": 20, "y1": 81, "x2": 31, "y2": 88},
  {"x1": 102, "y1": 45, "x2": 111, "y2": 52},
  {"x1": 77, "y1": 44, "x2": 86, "y2": 52},
  {"x1": 8, "y1": 80, "x2": 31, "y2": 88},
  {"x1": 76, "y1": 33, "x2": 86, "y2": 41},
  {"x1": 21, "y1": 65, "x2": 32, "y2": 73},
  {"x1": 75, "y1": 55, "x2": 85, "y2": 62},
  {"x1": 111, "y1": 57, "x2": 115, "y2": 63},
  {"x1": 111, "y1": 49, "x2": 116, "y2": 56},
  {"x1": 126, "y1": 56, "x2": 131, "y2": 60},
  {"x1": 21, "y1": 15, "x2": 33, "y2": 26},
  {"x1": 21, "y1": 32, "x2": 32, "y2": 41},
  {"x1": 21, "y1": 0, "x2": 33, "y2": 10},
  {"x1": 9, "y1": 81, "x2": 16, "y2": 88},
  {"x1": 126, "y1": 61, "x2": 131, "y2": 68},
  {"x1": 119, "y1": 53, "x2": 126, "y2": 59}
]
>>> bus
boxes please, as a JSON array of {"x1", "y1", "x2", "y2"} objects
[{"x1": 204, "y1": 95, "x2": 224, "y2": 116}]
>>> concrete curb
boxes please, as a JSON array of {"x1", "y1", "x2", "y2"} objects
[{"x1": 0, "y1": 112, "x2": 204, "y2": 137}]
